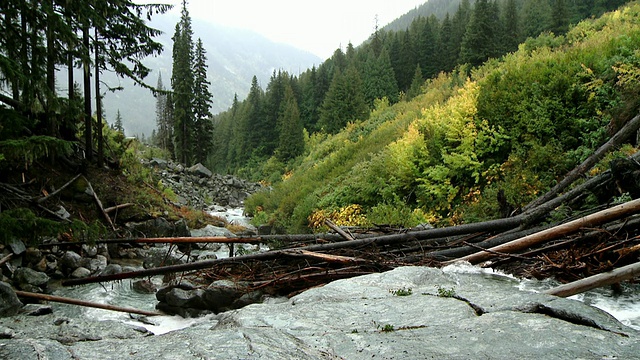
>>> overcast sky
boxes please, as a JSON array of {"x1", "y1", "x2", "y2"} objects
[{"x1": 160, "y1": 0, "x2": 427, "y2": 59}]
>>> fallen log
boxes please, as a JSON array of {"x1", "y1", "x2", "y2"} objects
[
  {"x1": 0, "y1": 253, "x2": 13, "y2": 267},
  {"x1": 324, "y1": 219, "x2": 355, "y2": 241},
  {"x1": 39, "y1": 233, "x2": 350, "y2": 248},
  {"x1": 35, "y1": 174, "x2": 82, "y2": 204},
  {"x1": 543, "y1": 261, "x2": 640, "y2": 297},
  {"x1": 449, "y1": 198, "x2": 640, "y2": 265},
  {"x1": 14, "y1": 290, "x2": 163, "y2": 316},
  {"x1": 104, "y1": 203, "x2": 134, "y2": 213},
  {"x1": 281, "y1": 249, "x2": 370, "y2": 264},
  {"x1": 83, "y1": 175, "x2": 116, "y2": 231}
]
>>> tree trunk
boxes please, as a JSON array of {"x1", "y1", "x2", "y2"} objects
[
  {"x1": 15, "y1": 290, "x2": 162, "y2": 316},
  {"x1": 46, "y1": 0, "x2": 56, "y2": 136},
  {"x1": 450, "y1": 198, "x2": 640, "y2": 265},
  {"x1": 543, "y1": 261, "x2": 640, "y2": 297},
  {"x1": 94, "y1": 27, "x2": 103, "y2": 168},
  {"x1": 83, "y1": 24, "x2": 92, "y2": 162}
]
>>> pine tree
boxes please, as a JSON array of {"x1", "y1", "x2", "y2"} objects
[
  {"x1": 171, "y1": 0, "x2": 195, "y2": 165},
  {"x1": 502, "y1": 0, "x2": 520, "y2": 53},
  {"x1": 406, "y1": 65, "x2": 424, "y2": 101},
  {"x1": 319, "y1": 66, "x2": 369, "y2": 134},
  {"x1": 155, "y1": 73, "x2": 170, "y2": 151},
  {"x1": 262, "y1": 70, "x2": 288, "y2": 156},
  {"x1": 299, "y1": 66, "x2": 320, "y2": 132},
  {"x1": 276, "y1": 83, "x2": 304, "y2": 161},
  {"x1": 236, "y1": 76, "x2": 263, "y2": 163},
  {"x1": 417, "y1": 15, "x2": 441, "y2": 79},
  {"x1": 521, "y1": 0, "x2": 553, "y2": 39},
  {"x1": 114, "y1": 109, "x2": 125, "y2": 134},
  {"x1": 551, "y1": 0, "x2": 570, "y2": 35},
  {"x1": 362, "y1": 48, "x2": 400, "y2": 107},
  {"x1": 451, "y1": 0, "x2": 472, "y2": 64},
  {"x1": 460, "y1": 0, "x2": 500, "y2": 67},
  {"x1": 439, "y1": 13, "x2": 456, "y2": 72},
  {"x1": 192, "y1": 38, "x2": 213, "y2": 164}
]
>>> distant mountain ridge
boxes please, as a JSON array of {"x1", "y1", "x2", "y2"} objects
[{"x1": 100, "y1": 13, "x2": 321, "y2": 137}]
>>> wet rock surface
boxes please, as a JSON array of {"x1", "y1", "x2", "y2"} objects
[{"x1": 1, "y1": 266, "x2": 638, "y2": 359}]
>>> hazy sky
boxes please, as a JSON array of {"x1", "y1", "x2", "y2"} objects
[{"x1": 161, "y1": 0, "x2": 427, "y2": 59}]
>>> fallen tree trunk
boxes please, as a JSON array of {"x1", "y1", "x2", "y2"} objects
[
  {"x1": 449, "y1": 198, "x2": 640, "y2": 265},
  {"x1": 14, "y1": 290, "x2": 163, "y2": 316},
  {"x1": 83, "y1": 175, "x2": 116, "y2": 231},
  {"x1": 40, "y1": 233, "x2": 350, "y2": 248},
  {"x1": 281, "y1": 249, "x2": 370, "y2": 264},
  {"x1": 35, "y1": 174, "x2": 82, "y2": 204},
  {"x1": 543, "y1": 261, "x2": 640, "y2": 297}
]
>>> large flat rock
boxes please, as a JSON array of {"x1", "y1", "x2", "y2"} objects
[{"x1": 1, "y1": 266, "x2": 638, "y2": 359}]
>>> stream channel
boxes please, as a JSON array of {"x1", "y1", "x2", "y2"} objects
[{"x1": 49, "y1": 208, "x2": 640, "y2": 335}]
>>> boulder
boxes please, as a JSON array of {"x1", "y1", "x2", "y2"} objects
[
  {"x1": 7, "y1": 238, "x2": 26, "y2": 255},
  {"x1": 13, "y1": 267, "x2": 49, "y2": 287},
  {"x1": 60, "y1": 251, "x2": 83, "y2": 271},
  {"x1": 100, "y1": 264, "x2": 122, "y2": 276},
  {"x1": 131, "y1": 279, "x2": 157, "y2": 294},
  {"x1": 85, "y1": 255, "x2": 108, "y2": 274},
  {"x1": 150, "y1": 158, "x2": 168, "y2": 169},
  {"x1": 70, "y1": 267, "x2": 91, "y2": 279},
  {"x1": 0, "y1": 282, "x2": 22, "y2": 317},
  {"x1": 188, "y1": 163, "x2": 212, "y2": 178}
]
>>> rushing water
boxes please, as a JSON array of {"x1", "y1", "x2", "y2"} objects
[{"x1": 443, "y1": 262, "x2": 640, "y2": 330}]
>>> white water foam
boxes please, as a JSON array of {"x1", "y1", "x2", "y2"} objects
[{"x1": 446, "y1": 261, "x2": 640, "y2": 330}]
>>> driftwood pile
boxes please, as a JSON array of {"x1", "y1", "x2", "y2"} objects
[{"x1": 56, "y1": 113, "x2": 640, "y2": 302}]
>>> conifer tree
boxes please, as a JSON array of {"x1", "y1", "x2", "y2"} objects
[
  {"x1": 171, "y1": 0, "x2": 195, "y2": 165},
  {"x1": 439, "y1": 13, "x2": 456, "y2": 72},
  {"x1": 551, "y1": 0, "x2": 570, "y2": 35},
  {"x1": 521, "y1": 0, "x2": 553, "y2": 39},
  {"x1": 362, "y1": 48, "x2": 399, "y2": 107},
  {"x1": 460, "y1": 0, "x2": 500, "y2": 67},
  {"x1": 276, "y1": 83, "x2": 304, "y2": 161},
  {"x1": 114, "y1": 109, "x2": 125, "y2": 134},
  {"x1": 299, "y1": 66, "x2": 320, "y2": 132},
  {"x1": 155, "y1": 73, "x2": 170, "y2": 151},
  {"x1": 406, "y1": 65, "x2": 424, "y2": 101},
  {"x1": 502, "y1": 0, "x2": 520, "y2": 53},
  {"x1": 319, "y1": 66, "x2": 369, "y2": 134},
  {"x1": 262, "y1": 70, "x2": 287, "y2": 156},
  {"x1": 192, "y1": 38, "x2": 213, "y2": 164}
]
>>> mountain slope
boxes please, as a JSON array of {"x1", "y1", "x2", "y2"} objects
[
  {"x1": 99, "y1": 14, "x2": 321, "y2": 137},
  {"x1": 245, "y1": 3, "x2": 640, "y2": 233}
]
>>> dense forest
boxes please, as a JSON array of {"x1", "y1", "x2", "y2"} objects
[
  {"x1": 239, "y1": 1, "x2": 640, "y2": 233},
  {"x1": 0, "y1": 1, "x2": 170, "y2": 169},
  {"x1": 204, "y1": 0, "x2": 629, "y2": 180}
]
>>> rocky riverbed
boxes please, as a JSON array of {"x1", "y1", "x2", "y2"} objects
[{"x1": 1, "y1": 266, "x2": 639, "y2": 359}]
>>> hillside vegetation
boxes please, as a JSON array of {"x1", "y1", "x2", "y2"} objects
[{"x1": 245, "y1": 3, "x2": 640, "y2": 233}]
